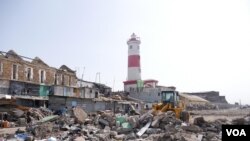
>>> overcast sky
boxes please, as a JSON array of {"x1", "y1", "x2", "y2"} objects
[{"x1": 1, "y1": 0, "x2": 250, "y2": 104}]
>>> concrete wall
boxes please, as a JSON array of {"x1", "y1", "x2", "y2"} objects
[
  {"x1": 48, "y1": 96, "x2": 128, "y2": 113},
  {"x1": 53, "y1": 86, "x2": 98, "y2": 99},
  {"x1": 55, "y1": 70, "x2": 77, "y2": 87},
  {"x1": 187, "y1": 91, "x2": 228, "y2": 104},
  {"x1": 0, "y1": 55, "x2": 56, "y2": 85},
  {"x1": 129, "y1": 87, "x2": 161, "y2": 103}
]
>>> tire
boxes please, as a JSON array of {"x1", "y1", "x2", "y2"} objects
[{"x1": 180, "y1": 111, "x2": 190, "y2": 122}]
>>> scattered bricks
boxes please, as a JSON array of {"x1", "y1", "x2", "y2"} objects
[
  {"x1": 151, "y1": 118, "x2": 160, "y2": 128},
  {"x1": 110, "y1": 131, "x2": 117, "y2": 137},
  {"x1": 139, "y1": 113, "x2": 153, "y2": 125},
  {"x1": 127, "y1": 115, "x2": 139, "y2": 128},
  {"x1": 146, "y1": 128, "x2": 162, "y2": 134},
  {"x1": 232, "y1": 118, "x2": 245, "y2": 125},
  {"x1": 141, "y1": 134, "x2": 149, "y2": 138},
  {"x1": 206, "y1": 132, "x2": 217, "y2": 140},
  {"x1": 95, "y1": 133, "x2": 110, "y2": 141},
  {"x1": 182, "y1": 125, "x2": 202, "y2": 133},
  {"x1": 244, "y1": 116, "x2": 250, "y2": 125},
  {"x1": 114, "y1": 134, "x2": 126, "y2": 140},
  {"x1": 17, "y1": 118, "x2": 26, "y2": 126},
  {"x1": 74, "y1": 136, "x2": 85, "y2": 141},
  {"x1": 125, "y1": 132, "x2": 137, "y2": 140},
  {"x1": 73, "y1": 107, "x2": 88, "y2": 124},
  {"x1": 164, "y1": 124, "x2": 177, "y2": 132},
  {"x1": 206, "y1": 127, "x2": 218, "y2": 133},
  {"x1": 99, "y1": 119, "x2": 109, "y2": 127}
]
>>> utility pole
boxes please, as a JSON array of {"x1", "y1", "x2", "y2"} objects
[
  {"x1": 95, "y1": 72, "x2": 101, "y2": 83},
  {"x1": 113, "y1": 77, "x2": 115, "y2": 92},
  {"x1": 81, "y1": 67, "x2": 85, "y2": 80}
]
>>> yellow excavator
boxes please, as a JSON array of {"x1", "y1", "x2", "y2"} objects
[{"x1": 152, "y1": 90, "x2": 190, "y2": 122}]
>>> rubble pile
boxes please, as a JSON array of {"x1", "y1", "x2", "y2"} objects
[
  {"x1": 1, "y1": 107, "x2": 243, "y2": 141},
  {"x1": 232, "y1": 113, "x2": 250, "y2": 125},
  {"x1": 186, "y1": 104, "x2": 218, "y2": 111}
]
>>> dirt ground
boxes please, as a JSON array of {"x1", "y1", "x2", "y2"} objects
[{"x1": 0, "y1": 127, "x2": 26, "y2": 135}]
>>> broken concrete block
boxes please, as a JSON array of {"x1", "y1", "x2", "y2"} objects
[
  {"x1": 182, "y1": 125, "x2": 202, "y2": 133},
  {"x1": 18, "y1": 118, "x2": 26, "y2": 126},
  {"x1": 206, "y1": 127, "x2": 218, "y2": 132},
  {"x1": 114, "y1": 134, "x2": 126, "y2": 140},
  {"x1": 99, "y1": 119, "x2": 109, "y2": 126},
  {"x1": 141, "y1": 134, "x2": 149, "y2": 138},
  {"x1": 193, "y1": 117, "x2": 206, "y2": 127},
  {"x1": 127, "y1": 116, "x2": 139, "y2": 128},
  {"x1": 146, "y1": 128, "x2": 162, "y2": 134},
  {"x1": 74, "y1": 136, "x2": 85, "y2": 141},
  {"x1": 139, "y1": 113, "x2": 153, "y2": 125},
  {"x1": 73, "y1": 107, "x2": 88, "y2": 124},
  {"x1": 95, "y1": 133, "x2": 110, "y2": 141},
  {"x1": 136, "y1": 121, "x2": 151, "y2": 137},
  {"x1": 206, "y1": 132, "x2": 217, "y2": 140},
  {"x1": 110, "y1": 131, "x2": 118, "y2": 136},
  {"x1": 125, "y1": 132, "x2": 137, "y2": 140},
  {"x1": 232, "y1": 118, "x2": 246, "y2": 125}
]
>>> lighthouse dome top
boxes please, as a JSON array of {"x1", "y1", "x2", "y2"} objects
[{"x1": 127, "y1": 33, "x2": 141, "y2": 44}]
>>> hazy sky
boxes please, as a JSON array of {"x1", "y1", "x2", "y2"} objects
[{"x1": 1, "y1": 0, "x2": 250, "y2": 104}]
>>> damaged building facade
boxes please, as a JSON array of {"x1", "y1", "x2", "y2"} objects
[
  {"x1": 0, "y1": 50, "x2": 137, "y2": 113},
  {"x1": 0, "y1": 50, "x2": 56, "y2": 107},
  {"x1": 0, "y1": 50, "x2": 116, "y2": 111}
]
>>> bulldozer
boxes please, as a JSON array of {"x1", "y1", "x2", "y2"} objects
[{"x1": 152, "y1": 90, "x2": 190, "y2": 122}]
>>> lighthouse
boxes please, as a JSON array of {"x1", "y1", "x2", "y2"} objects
[
  {"x1": 124, "y1": 33, "x2": 158, "y2": 92},
  {"x1": 127, "y1": 33, "x2": 141, "y2": 81}
]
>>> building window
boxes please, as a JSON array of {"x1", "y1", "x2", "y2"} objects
[
  {"x1": 62, "y1": 75, "x2": 64, "y2": 85},
  {"x1": 95, "y1": 91, "x2": 98, "y2": 98},
  {"x1": 130, "y1": 45, "x2": 133, "y2": 49},
  {"x1": 0, "y1": 62, "x2": 3, "y2": 75},
  {"x1": 54, "y1": 73, "x2": 57, "y2": 85},
  {"x1": 69, "y1": 76, "x2": 71, "y2": 86},
  {"x1": 158, "y1": 93, "x2": 160, "y2": 96},
  {"x1": 26, "y1": 67, "x2": 33, "y2": 81},
  {"x1": 40, "y1": 70, "x2": 46, "y2": 83},
  {"x1": 12, "y1": 64, "x2": 18, "y2": 80}
]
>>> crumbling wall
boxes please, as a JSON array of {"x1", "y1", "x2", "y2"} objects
[
  {"x1": 0, "y1": 55, "x2": 56, "y2": 85},
  {"x1": 48, "y1": 95, "x2": 112, "y2": 112},
  {"x1": 129, "y1": 88, "x2": 161, "y2": 103},
  {"x1": 187, "y1": 91, "x2": 228, "y2": 104},
  {"x1": 9, "y1": 81, "x2": 52, "y2": 96}
]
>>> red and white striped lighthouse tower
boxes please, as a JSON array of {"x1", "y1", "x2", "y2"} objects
[{"x1": 127, "y1": 33, "x2": 141, "y2": 81}]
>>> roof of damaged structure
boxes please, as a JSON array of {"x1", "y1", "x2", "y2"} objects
[
  {"x1": 5, "y1": 50, "x2": 23, "y2": 60},
  {"x1": 31, "y1": 57, "x2": 49, "y2": 66},
  {"x1": 93, "y1": 83, "x2": 112, "y2": 89},
  {"x1": 60, "y1": 65, "x2": 76, "y2": 73},
  {"x1": 93, "y1": 96, "x2": 138, "y2": 105}
]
